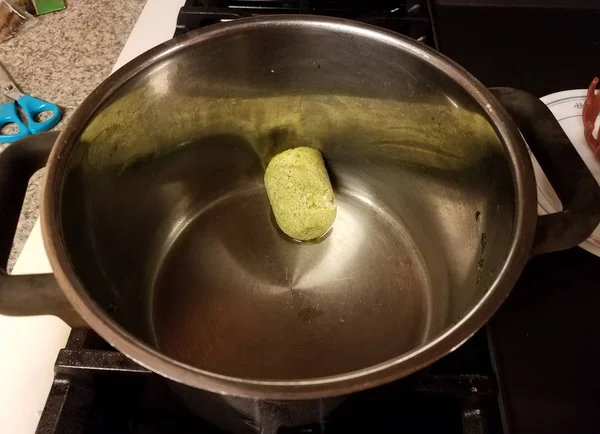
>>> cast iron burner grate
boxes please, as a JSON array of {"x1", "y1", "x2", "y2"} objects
[
  {"x1": 175, "y1": 0, "x2": 438, "y2": 49},
  {"x1": 36, "y1": 328, "x2": 504, "y2": 434}
]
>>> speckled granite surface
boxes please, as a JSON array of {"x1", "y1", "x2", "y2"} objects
[{"x1": 1, "y1": 0, "x2": 146, "y2": 270}]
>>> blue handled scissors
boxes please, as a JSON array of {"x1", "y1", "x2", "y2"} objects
[{"x1": 0, "y1": 61, "x2": 61, "y2": 143}]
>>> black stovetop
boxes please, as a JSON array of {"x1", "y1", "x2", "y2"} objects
[
  {"x1": 36, "y1": 327, "x2": 503, "y2": 434},
  {"x1": 489, "y1": 248, "x2": 600, "y2": 434},
  {"x1": 35, "y1": 1, "x2": 600, "y2": 433},
  {"x1": 174, "y1": 0, "x2": 438, "y2": 49}
]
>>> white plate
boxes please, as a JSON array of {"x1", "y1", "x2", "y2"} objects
[{"x1": 532, "y1": 89, "x2": 600, "y2": 256}]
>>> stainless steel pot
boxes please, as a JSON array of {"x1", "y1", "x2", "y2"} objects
[{"x1": 1, "y1": 16, "x2": 599, "y2": 433}]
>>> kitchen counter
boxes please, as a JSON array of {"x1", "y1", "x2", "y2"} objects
[{"x1": 0, "y1": 0, "x2": 146, "y2": 270}]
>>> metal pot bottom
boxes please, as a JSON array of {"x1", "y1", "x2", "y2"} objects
[
  {"x1": 171, "y1": 380, "x2": 346, "y2": 434},
  {"x1": 151, "y1": 183, "x2": 434, "y2": 381}
]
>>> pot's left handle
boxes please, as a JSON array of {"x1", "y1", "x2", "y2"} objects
[{"x1": 0, "y1": 132, "x2": 85, "y2": 327}]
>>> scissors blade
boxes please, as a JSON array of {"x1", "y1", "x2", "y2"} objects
[{"x1": 0, "y1": 62, "x2": 24, "y2": 101}]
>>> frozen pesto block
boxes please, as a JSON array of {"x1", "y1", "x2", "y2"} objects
[{"x1": 264, "y1": 147, "x2": 337, "y2": 241}]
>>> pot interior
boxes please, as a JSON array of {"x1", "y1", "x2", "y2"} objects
[{"x1": 58, "y1": 19, "x2": 516, "y2": 381}]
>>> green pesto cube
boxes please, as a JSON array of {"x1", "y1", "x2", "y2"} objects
[{"x1": 264, "y1": 147, "x2": 337, "y2": 241}]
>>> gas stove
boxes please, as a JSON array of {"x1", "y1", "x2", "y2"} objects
[
  {"x1": 37, "y1": 328, "x2": 503, "y2": 434},
  {"x1": 27, "y1": 1, "x2": 600, "y2": 433},
  {"x1": 174, "y1": 0, "x2": 438, "y2": 48}
]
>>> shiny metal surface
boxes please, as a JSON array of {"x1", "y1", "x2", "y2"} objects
[
  {"x1": 0, "y1": 63, "x2": 23, "y2": 101},
  {"x1": 42, "y1": 16, "x2": 540, "y2": 400},
  {"x1": 0, "y1": 61, "x2": 24, "y2": 100},
  {"x1": 154, "y1": 182, "x2": 431, "y2": 379}
]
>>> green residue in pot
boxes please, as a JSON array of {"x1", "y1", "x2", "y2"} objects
[{"x1": 264, "y1": 147, "x2": 336, "y2": 241}]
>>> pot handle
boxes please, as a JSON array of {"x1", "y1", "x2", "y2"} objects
[
  {"x1": 0, "y1": 132, "x2": 85, "y2": 327},
  {"x1": 491, "y1": 87, "x2": 600, "y2": 256}
]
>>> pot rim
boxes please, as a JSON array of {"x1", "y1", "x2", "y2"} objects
[{"x1": 41, "y1": 15, "x2": 538, "y2": 400}]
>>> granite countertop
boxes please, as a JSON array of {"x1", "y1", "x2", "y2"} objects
[{"x1": 1, "y1": 0, "x2": 146, "y2": 270}]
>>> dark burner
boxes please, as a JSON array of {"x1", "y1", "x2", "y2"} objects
[
  {"x1": 175, "y1": 0, "x2": 438, "y2": 49},
  {"x1": 36, "y1": 329, "x2": 503, "y2": 434}
]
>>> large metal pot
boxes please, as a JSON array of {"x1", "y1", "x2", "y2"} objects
[{"x1": 1, "y1": 16, "x2": 599, "y2": 433}]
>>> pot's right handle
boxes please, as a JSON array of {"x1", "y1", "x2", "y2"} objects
[
  {"x1": 491, "y1": 87, "x2": 600, "y2": 256},
  {"x1": 0, "y1": 132, "x2": 84, "y2": 327}
]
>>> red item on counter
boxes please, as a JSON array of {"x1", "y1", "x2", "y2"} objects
[{"x1": 583, "y1": 77, "x2": 600, "y2": 159}]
